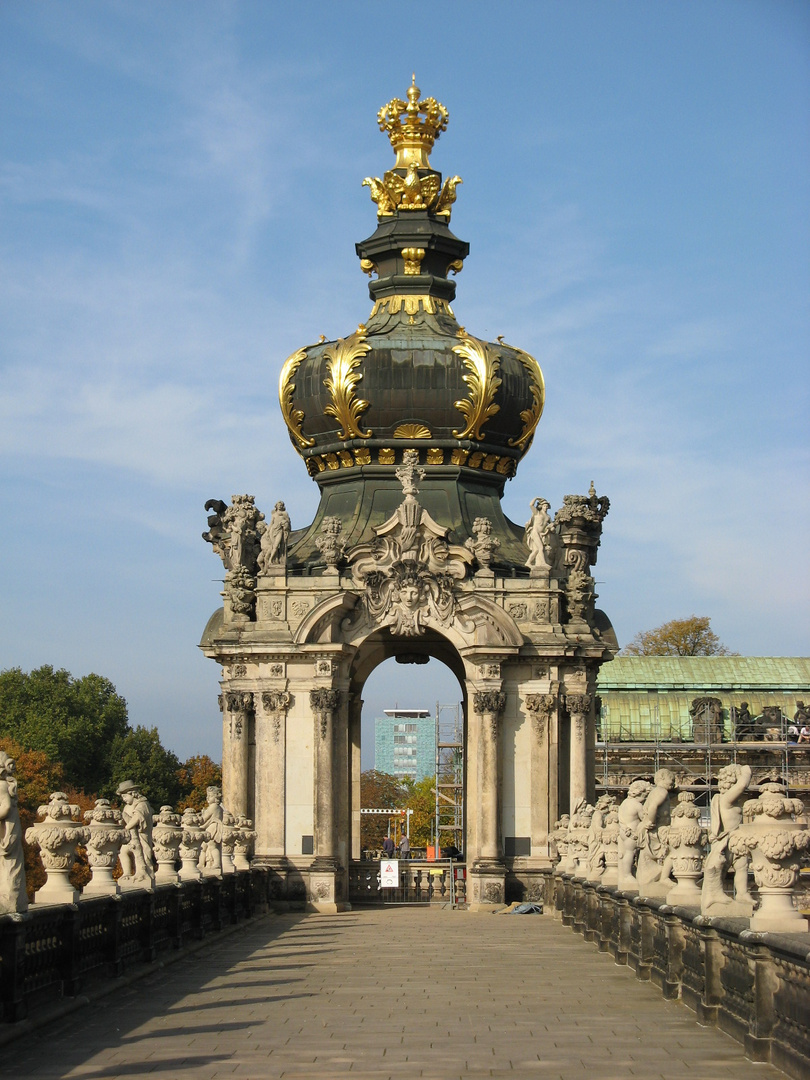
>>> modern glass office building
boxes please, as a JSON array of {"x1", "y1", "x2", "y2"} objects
[{"x1": 374, "y1": 709, "x2": 435, "y2": 781}]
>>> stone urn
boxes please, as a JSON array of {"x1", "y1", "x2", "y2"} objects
[
  {"x1": 664, "y1": 792, "x2": 707, "y2": 906},
  {"x1": 233, "y1": 815, "x2": 256, "y2": 871},
  {"x1": 730, "y1": 784, "x2": 810, "y2": 933},
  {"x1": 178, "y1": 807, "x2": 205, "y2": 882},
  {"x1": 568, "y1": 802, "x2": 594, "y2": 879},
  {"x1": 153, "y1": 806, "x2": 183, "y2": 885},
  {"x1": 600, "y1": 806, "x2": 620, "y2": 888},
  {"x1": 83, "y1": 798, "x2": 128, "y2": 896},
  {"x1": 550, "y1": 815, "x2": 571, "y2": 873},
  {"x1": 222, "y1": 809, "x2": 238, "y2": 874},
  {"x1": 25, "y1": 792, "x2": 90, "y2": 905}
]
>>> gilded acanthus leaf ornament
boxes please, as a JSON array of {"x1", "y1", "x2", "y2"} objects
[
  {"x1": 504, "y1": 343, "x2": 545, "y2": 453},
  {"x1": 323, "y1": 326, "x2": 372, "y2": 440},
  {"x1": 279, "y1": 347, "x2": 315, "y2": 452},
  {"x1": 452, "y1": 335, "x2": 502, "y2": 441}
]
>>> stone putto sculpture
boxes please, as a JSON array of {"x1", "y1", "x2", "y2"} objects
[
  {"x1": 258, "y1": 501, "x2": 291, "y2": 574},
  {"x1": 700, "y1": 763, "x2": 754, "y2": 916},
  {"x1": 636, "y1": 768, "x2": 676, "y2": 896},
  {"x1": 25, "y1": 792, "x2": 89, "y2": 905},
  {"x1": 200, "y1": 785, "x2": 224, "y2": 876},
  {"x1": 0, "y1": 750, "x2": 27, "y2": 913},
  {"x1": 117, "y1": 780, "x2": 155, "y2": 890},
  {"x1": 617, "y1": 779, "x2": 651, "y2": 892}
]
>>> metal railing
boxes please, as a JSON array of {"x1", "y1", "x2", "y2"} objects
[{"x1": 348, "y1": 860, "x2": 466, "y2": 907}]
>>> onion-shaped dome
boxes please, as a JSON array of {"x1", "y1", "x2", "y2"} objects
[{"x1": 278, "y1": 79, "x2": 545, "y2": 570}]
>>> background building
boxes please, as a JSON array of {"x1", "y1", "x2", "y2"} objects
[
  {"x1": 374, "y1": 709, "x2": 435, "y2": 781},
  {"x1": 595, "y1": 656, "x2": 810, "y2": 797}
]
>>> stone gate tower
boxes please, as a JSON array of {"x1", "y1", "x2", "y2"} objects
[{"x1": 200, "y1": 80, "x2": 616, "y2": 909}]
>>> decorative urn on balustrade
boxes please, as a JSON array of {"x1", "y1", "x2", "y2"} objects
[{"x1": 730, "y1": 783, "x2": 810, "y2": 933}]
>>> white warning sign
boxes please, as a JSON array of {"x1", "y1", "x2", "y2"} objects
[{"x1": 380, "y1": 860, "x2": 399, "y2": 887}]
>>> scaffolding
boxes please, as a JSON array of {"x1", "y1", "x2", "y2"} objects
[
  {"x1": 434, "y1": 702, "x2": 464, "y2": 852},
  {"x1": 596, "y1": 705, "x2": 809, "y2": 796}
]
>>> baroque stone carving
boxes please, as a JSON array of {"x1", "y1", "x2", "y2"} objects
[
  {"x1": 663, "y1": 792, "x2": 707, "y2": 906},
  {"x1": 258, "y1": 501, "x2": 291, "y2": 573},
  {"x1": 203, "y1": 494, "x2": 264, "y2": 574},
  {"x1": 26, "y1": 792, "x2": 90, "y2": 905},
  {"x1": 153, "y1": 806, "x2": 183, "y2": 885},
  {"x1": 0, "y1": 750, "x2": 27, "y2": 914},
  {"x1": 636, "y1": 768, "x2": 676, "y2": 896},
  {"x1": 178, "y1": 807, "x2": 204, "y2": 882},
  {"x1": 524, "y1": 497, "x2": 555, "y2": 574},
  {"x1": 311, "y1": 689, "x2": 341, "y2": 740},
  {"x1": 116, "y1": 780, "x2": 155, "y2": 891},
  {"x1": 701, "y1": 763, "x2": 754, "y2": 916},
  {"x1": 474, "y1": 691, "x2": 506, "y2": 739},
  {"x1": 690, "y1": 696, "x2": 724, "y2": 743},
  {"x1": 465, "y1": 516, "x2": 500, "y2": 571},
  {"x1": 315, "y1": 516, "x2": 345, "y2": 574},
  {"x1": 730, "y1": 783, "x2": 810, "y2": 932},
  {"x1": 200, "y1": 786, "x2": 224, "y2": 876},
  {"x1": 83, "y1": 798, "x2": 128, "y2": 897},
  {"x1": 525, "y1": 693, "x2": 556, "y2": 738},
  {"x1": 233, "y1": 815, "x2": 256, "y2": 871},
  {"x1": 617, "y1": 780, "x2": 651, "y2": 892},
  {"x1": 347, "y1": 450, "x2": 472, "y2": 637}
]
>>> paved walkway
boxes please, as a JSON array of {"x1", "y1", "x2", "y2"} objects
[{"x1": 0, "y1": 909, "x2": 788, "y2": 1080}]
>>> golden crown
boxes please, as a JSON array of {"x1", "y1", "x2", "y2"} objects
[{"x1": 377, "y1": 76, "x2": 448, "y2": 169}]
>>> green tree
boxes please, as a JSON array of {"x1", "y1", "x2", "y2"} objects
[
  {"x1": 359, "y1": 770, "x2": 408, "y2": 850},
  {"x1": 404, "y1": 774, "x2": 436, "y2": 848},
  {"x1": 176, "y1": 754, "x2": 223, "y2": 811},
  {"x1": 621, "y1": 616, "x2": 735, "y2": 657},
  {"x1": 0, "y1": 666, "x2": 128, "y2": 794},
  {"x1": 106, "y1": 725, "x2": 183, "y2": 808}
]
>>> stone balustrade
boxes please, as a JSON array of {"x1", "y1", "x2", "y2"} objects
[
  {"x1": 0, "y1": 870, "x2": 267, "y2": 1025},
  {"x1": 549, "y1": 873, "x2": 810, "y2": 1080},
  {"x1": 548, "y1": 775, "x2": 810, "y2": 934}
]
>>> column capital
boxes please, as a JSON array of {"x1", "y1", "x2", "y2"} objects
[
  {"x1": 473, "y1": 690, "x2": 506, "y2": 716},
  {"x1": 223, "y1": 691, "x2": 254, "y2": 713},
  {"x1": 525, "y1": 693, "x2": 557, "y2": 737},
  {"x1": 262, "y1": 690, "x2": 292, "y2": 714},
  {"x1": 310, "y1": 688, "x2": 341, "y2": 714},
  {"x1": 564, "y1": 692, "x2": 592, "y2": 716}
]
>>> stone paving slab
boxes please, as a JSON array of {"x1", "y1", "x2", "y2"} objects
[{"x1": 0, "y1": 908, "x2": 789, "y2": 1080}]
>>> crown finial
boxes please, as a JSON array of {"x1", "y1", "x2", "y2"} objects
[{"x1": 377, "y1": 77, "x2": 449, "y2": 169}]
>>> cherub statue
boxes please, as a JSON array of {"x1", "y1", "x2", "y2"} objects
[{"x1": 0, "y1": 751, "x2": 26, "y2": 914}]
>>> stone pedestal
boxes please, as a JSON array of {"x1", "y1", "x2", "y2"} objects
[{"x1": 468, "y1": 862, "x2": 506, "y2": 908}]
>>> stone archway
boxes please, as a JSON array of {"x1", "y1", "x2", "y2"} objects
[
  {"x1": 201, "y1": 459, "x2": 611, "y2": 910},
  {"x1": 345, "y1": 630, "x2": 466, "y2": 862}
]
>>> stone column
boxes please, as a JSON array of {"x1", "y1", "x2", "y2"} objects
[
  {"x1": 349, "y1": 694, "x2": 363, "y2": 862},
  {"x1": 525, "y1": 693, "x2": 557, "y2": 856},
  {"x1": 256, "y1": 690, "x2": 291, "y2": 857},
  {"x1": 565, "y1": 693, "x2": 591, "y2": 811},
  {"x1": 221, "y1": 691, "x2": 253, "y2": 819},
  {"x1": 469, "y1": 689, "x2": 506, "y2": 907},
  {"x1": 476, "y1": 691, "x2": 506, "y2": 861},
  {"x1": 310, "y1": 688, "x2": 341, "y2": 867}
]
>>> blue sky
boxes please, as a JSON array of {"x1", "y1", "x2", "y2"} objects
[{"x1": 1, "y1": 1, "x2": 808, "y2": 765}]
